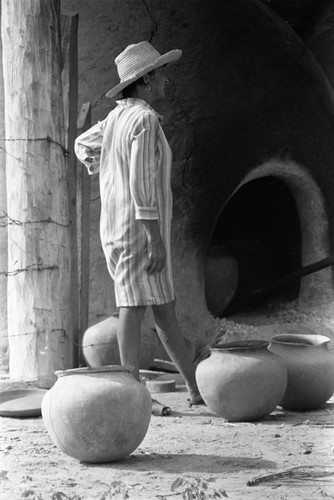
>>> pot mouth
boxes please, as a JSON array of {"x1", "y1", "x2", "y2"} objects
[
  {"x1": 211, "y1": 339, "x2": 269, "y2": 351},
  {"x1": 55, "y1": 365, "x2": 134, "y2": 377},
  {"x1": 270, "y1": 333, "x2": 330, "y2": 347}
]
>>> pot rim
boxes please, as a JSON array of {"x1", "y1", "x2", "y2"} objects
[
  {"x1": 270, "y1": 333, "x2": 330, "y2": 346},
  {"x1": 211, "y1": 339, "x2": 269, "y2": 351},
  {"x1": 55, "y1": 365, "x2": 134, "y2": 377}
]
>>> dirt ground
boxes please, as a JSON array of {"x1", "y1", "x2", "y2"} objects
[
  {"x1": 0, "y1": 378, "x2": 334, "y2": 500},
  {"x1": 1, "y1": 306, "x2": 334, "y2": 500}
]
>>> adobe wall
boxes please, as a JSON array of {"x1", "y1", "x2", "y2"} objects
[{"x1": 61, "y1": 0, "x2": 334, "y2": 343}]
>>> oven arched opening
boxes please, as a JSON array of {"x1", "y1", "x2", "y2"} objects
[{"x1": 205, "y1": 176, "x2": 302, "y2": 317}]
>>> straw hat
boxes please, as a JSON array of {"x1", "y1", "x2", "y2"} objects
[{"x1": 106, "y1": 41, "x2": 182, "y2": 99}]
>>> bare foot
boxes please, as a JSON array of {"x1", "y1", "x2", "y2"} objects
[{"x1": 187, "y1": 390, "x2": 205, "y2": 407}]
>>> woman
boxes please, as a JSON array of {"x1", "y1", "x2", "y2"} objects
[{"x1": 75, "y1": 41, "x2": 203, "y2": 414}]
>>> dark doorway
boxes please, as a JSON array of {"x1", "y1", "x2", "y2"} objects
[{"x1": 205, "y1": 176, "x2": 302, "y2": 316}]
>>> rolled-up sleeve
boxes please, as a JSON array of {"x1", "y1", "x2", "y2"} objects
[
  {"x1": 129, "y1": 113, "x2": 159, "y2": 220},
  {"x1": 74, "y1": 121, "x2": 104, "y2": 175}
]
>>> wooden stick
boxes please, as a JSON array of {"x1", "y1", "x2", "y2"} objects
[
  {"x1": 223, "y1": 255, "x2": 334, "y2": 317},
  {"x1": 247, "y1": 466, "x2": 301, "y2": 486},
  {"x1": 247, "y1": 465, "x2": 334, "y2": 486},
  {"x1": 61, "y1": 13, "x2": 79, "y2": 367},
  {"x1": 76, "y1": 102, "x2": 91, "y2": 366}
]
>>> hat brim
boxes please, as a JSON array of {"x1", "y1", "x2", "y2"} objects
[{"x1": 105, "y1": 49, "x2": 182, "y2": 99}]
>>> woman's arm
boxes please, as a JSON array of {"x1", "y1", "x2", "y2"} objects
[
  {"x1": 74, "y1": 122, "x2": 104, "y2": 175},
  {"x1": 129, "y1": 112, "x2": 166, "y2": 273},
  {"x1": 129, "y1": 112, "x2": 159, "y2": 219}
]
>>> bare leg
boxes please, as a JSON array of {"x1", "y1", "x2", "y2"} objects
[
  {"x1": 117, "y1": 306, "x2": 171, "y2": 415},
  {"x1": 117, "y1": 306, "x2": 146, "y2": 381},
  {"x1": 152, "y1": 301, "x2": 203, "y2": 404}
]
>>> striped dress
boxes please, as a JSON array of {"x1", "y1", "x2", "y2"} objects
[{"x1": 75, "y1": 98, "x2": 175, "y2": 306}]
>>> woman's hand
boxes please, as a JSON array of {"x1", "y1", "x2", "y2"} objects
[
  {"x1": 142, "y1": 220, "x2": 166, "y2": 274},
  {"x1": 146, "y1": 236, "x2": 166, "y2": 274},
  {"x1": 85, "y1": 147, "x2": 101, "y2": 166},
  {"x1": 83, "y1": 147, "x2": 101, "y2": 174}
]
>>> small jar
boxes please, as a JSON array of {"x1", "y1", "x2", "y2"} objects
[{"x1": 37, "y1": 331, "x2": 56, "y2": 389}]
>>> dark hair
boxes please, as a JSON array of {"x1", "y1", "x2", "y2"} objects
[
  {"x1": 122, "y1": 76, "x2": 145, "y2": 98},
  {"x1": 121, "y1": 69, "x2": 156, "y2": 98}
]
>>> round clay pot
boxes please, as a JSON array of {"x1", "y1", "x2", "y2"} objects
[
  {"x1": 204, "y1": 246, "x2": 239, "y2": 316},
  {"x1": 41, "y1": 365, "x2": 152, "y2": 463},
  {"x1": 195, "y1": 340, "x2": 287, "y2": 422},
  {"x1": 269, "y1": 334, "x2": 334, "y2": 410},
  {"x1": 82, "y1": 315, "x2": 159, "y2": 369}
]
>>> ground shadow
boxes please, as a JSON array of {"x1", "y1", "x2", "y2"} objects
[
  {"x1": 84, "y1": 453, "x2": 276, "y2": 474},
  {"x1": 172, "y1": 402, "x2": 334, "y2": 424},
  {"x1": 254, "y1": 402, "x2": 334, "y2": 426}
]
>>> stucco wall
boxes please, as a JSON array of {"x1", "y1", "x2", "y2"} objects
[{"x1": 61, "y1": 0, "x2": 334, "y2": 343}]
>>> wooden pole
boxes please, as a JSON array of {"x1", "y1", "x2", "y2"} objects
[
  {"x1": 61, "y1": 13, "x2": 79, "y2": 367},
  {"x1": 223, "y1": 255, "x2": 334, "y2": 317},
  {"x1": 1, "y1": 0, "x2": 73, "y2": 379},
  {"x1": 0, "y1": 0, "x2": 8, "y2": 372},
  {"x1": 76, "y1": 102, "x2": 91, "y2": 366}
]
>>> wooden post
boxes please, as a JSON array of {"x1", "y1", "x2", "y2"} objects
[
  {"x1": 0, "y1": 0, "x2": 8, "y2": 372},
  {"x1": 1, "y1": 0, "x2": 73, "y2": 379},
  {"x1": 61, "y1": 13, "x2": 79, "y2": 367},
  {"x1": 76, "y1": 102, "x2": 91, "y2": 366}
]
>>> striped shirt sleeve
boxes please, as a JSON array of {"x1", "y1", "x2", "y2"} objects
[
  {"x1": 129, "y1": 112, "x2": 159, "y2": 220},
  {"x1": 74, "y1": 121, "x2": 104, "y2": 175}
]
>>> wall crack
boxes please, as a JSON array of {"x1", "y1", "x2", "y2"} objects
[{"x1": 142, "y1": 0, "x2": 158, "y2": 41}]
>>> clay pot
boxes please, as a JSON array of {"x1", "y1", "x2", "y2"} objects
[
  {"x1": 41, "y1": 365, "x2": 152, "y2": 463},
  {"x1": 195, "y1": 340, "x2": 287, "y2": 422},
  {"x1": 82, "y1": 315, "x2": 159, "y2": 369},
  {"x1": 269, "y1": 334, "x2": 334, "y2": 410},
  {"x1": 204, "y1": 246, "x2": 239, "y2": 316}
]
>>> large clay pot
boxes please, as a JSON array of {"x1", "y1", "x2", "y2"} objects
[
  {"x1": 269, "y1": 334, "x2": 334, "y2": 410},
  {"x1": 195, "y1": 340, "x2": 287, "y2": 422},
  {"x1": 204, "y1": 246, "x2": 239, "y2": 316},
  {"x1": 82, "y1": 315, "x2": 159, "y2": 369},
  {"x1": 41, "y1": 365, "x2": 152, "y2": 463}
]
